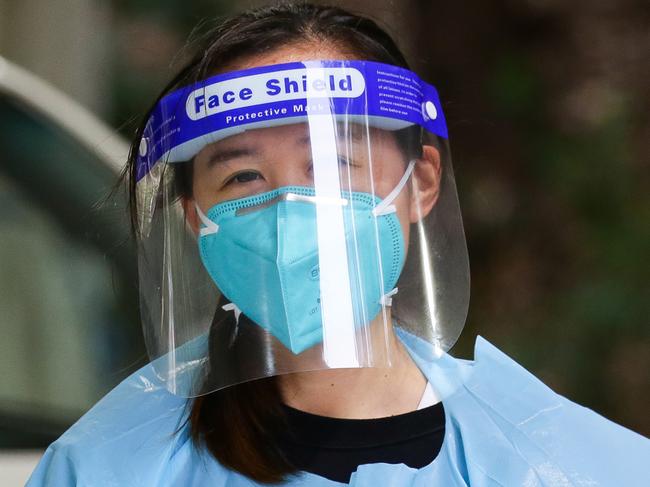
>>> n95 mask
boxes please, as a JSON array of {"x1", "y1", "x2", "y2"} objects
[{"x1": 195, "y1": 161, "x2": 414, "y2": 354}]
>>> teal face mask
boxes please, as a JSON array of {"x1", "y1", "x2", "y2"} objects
[{"x1": 196, "y1": 162, "x2": 414, "y2": 354}]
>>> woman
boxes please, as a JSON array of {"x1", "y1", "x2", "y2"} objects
[{"x1": 28, "y1": 4, "x2": 648, "y2": 486}]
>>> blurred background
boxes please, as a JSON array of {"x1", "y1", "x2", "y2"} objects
[{"x1": 0, "y1": 0, "x2": 648, "y2": 479}]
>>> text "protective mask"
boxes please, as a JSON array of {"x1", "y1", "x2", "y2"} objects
[{"x1": 196, "y1": 161, "x2": 415, "y2": 354}]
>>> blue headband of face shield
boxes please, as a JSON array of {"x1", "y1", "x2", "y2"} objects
[{"x1": 135, "y1": 60, "x2": 447, "y2": 182}]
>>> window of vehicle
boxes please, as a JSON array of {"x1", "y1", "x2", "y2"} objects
[{"x1": 0, "y1": 93, "x2": 144, "y2": 448}]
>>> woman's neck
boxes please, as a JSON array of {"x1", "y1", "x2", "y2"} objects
[{"x1": 277, "y1": 321, "x2": 429, "y2": 419}]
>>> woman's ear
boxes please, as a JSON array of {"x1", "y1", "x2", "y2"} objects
[
  {"x1": 409, "y1": 145, "x2": 442, "y2": 223},
  {"x1": 182, "y1": 197, "x2": 201, "y2": 235}
]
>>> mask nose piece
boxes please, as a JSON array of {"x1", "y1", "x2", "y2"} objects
[{"x1": 282, "y1": 192, "x2": 349, "y2": 207}]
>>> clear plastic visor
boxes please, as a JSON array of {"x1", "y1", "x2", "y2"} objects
[{"x1": 135, "y1": 61, "x2": 469, "y2": 397}]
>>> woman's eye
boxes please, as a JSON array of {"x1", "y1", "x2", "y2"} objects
[
  {"x1": 225, "y1": 171, "x2": 262, "y2": 185},
  {"x1": 338, "y1": 155, "x2": 352, "y2": 166},
  {"x1": 305, "y1": 156, "x2": 354, "y2": 172}
]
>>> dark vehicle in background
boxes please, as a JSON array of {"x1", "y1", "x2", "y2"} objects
[{"x1": 0, "y1": 56, "x2": 144, "y2": 484}]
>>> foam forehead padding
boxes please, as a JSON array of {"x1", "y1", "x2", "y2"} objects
[{"x1": 136, "y1": 60, "x2": 447, "y2": 181}]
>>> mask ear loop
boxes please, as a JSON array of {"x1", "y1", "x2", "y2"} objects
[
  {"x1": 194, "y1": 203, "x2": 220, "y2": 236},
  {"x1": 380, "y1": 287, "x2": 400, "y2": 306},
  {"x1": 222, "y1": 302, "x2": 242, "y2": 346},
  {"x1": 370, "y1": 159, "x2": 416, "y2": 306},
  {"x1": 371, "y1": 159, "x2": 417, "y2": 216},
  {"x1": 222, "y1": 302, "x2": 242, "y2": 322}
]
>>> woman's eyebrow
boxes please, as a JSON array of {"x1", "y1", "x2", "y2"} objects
[
  {"x1": 296, "y1": 135, "x2": 311, "y2": 146},
  {"x1": 206, "y1": 147, "x2": 258, "y2": 167}
]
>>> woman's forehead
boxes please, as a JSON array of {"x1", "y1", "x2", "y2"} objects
[
  {"x1": 196, "y1": 123, "x2": 399, "y2": 160},
  {"x1": 196, "y1": 124, "x2": 311, "y2": 163}
]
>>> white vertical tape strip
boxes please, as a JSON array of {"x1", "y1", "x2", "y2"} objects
[{"x1": 305, "y1": 64, "x2": 359, "y2": 368}]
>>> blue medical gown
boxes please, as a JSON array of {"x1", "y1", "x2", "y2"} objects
[{"x1": 27, "y1": 331, "x2": 650, "y2": 486}]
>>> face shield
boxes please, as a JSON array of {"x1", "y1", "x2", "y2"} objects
[{"x1": 135, "y1": 60, "x2": 469, "y2": 397}]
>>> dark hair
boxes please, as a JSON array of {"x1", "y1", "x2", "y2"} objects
[{"x1": 126, "y1": 2, "x2": 416, "y2": 483}]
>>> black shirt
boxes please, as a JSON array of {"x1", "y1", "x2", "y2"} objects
[{"x1": 278, "y1": 402, "x2": 446, "y2": 483}]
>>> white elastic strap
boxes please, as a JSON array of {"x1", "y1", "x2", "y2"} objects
[
  {"x1": 195, "y1": 203, "x2": 219, "y2": 236},
  {"x1": 379, "y1": 287, "x2": 399, "y2": 306},
  {"x1": 222, "y1": 302, "x2": 242, "y2": 323},
  {"x1": 372, "y1": 159, "x2": 417, "y2": 217}
]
